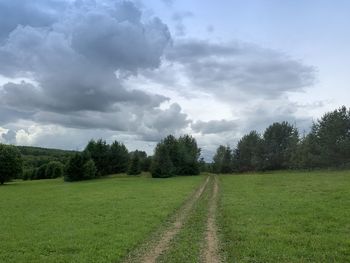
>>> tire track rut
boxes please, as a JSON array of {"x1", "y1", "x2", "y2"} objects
[
  {"x1": 203, "y1": 175, "x2": 220, "y2": 263},
  {"x1": 125, "y1": 176, "x2": 210, "y2": 263}
]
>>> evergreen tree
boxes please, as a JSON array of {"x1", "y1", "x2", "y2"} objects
[
  {"x1": 109, "y1": 141, "x2": 129, "y2": 173},
  {"x1": 130, "y1": 150, "x2": 149, "y2": 172},
  {"x1": 221, "y1": 146, "x2": 233, "y2": 173},
  {"x1": 151, "y1": 143, "x2": 174, "y2": 178},
  {"x1": 212, "y1": 145, "x2": 233, "y2": 173},
  {"x1": 64, "y1": 153, "x2": 96, "y2": 181},
  {"x1": 142, "y1": 156, "x2": 152, "y2": 172},
  {"x1": 65, "y1": 153, "x2": 85, "y2": 181},
  {"x1": 177, "y1": 135, "x2": 201, "y2": 175},
  {"x1": 235, "y1": 131, "x2": 265, "y2": 172},
  {"x1": 85, "y1": 139, "x2": 110, "y2": 176},
  {"x1": 83, "y1": 159, "x2": 97, "y2": 179},
  {"x1": 292, "y1": 106, "x2": 350, "y2": 169},
  {"x1": 212, "y1": 145, "x2": 226, "y2": 173},
  {"x1": 163, "y1": 135, "x2": 180, "y2": 172},
  {"x1": 127, "y1": 154, "x2": 141, "y2": 175},
  {"x1": 263, "y1": 121, "x2": 299, "y2": 170}
]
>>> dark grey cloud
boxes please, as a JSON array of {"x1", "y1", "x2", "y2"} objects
[
  {"x1": 192, "y1": 119, "x2": 237, "y2": 134},
  {"x1": 0, "y1": 0, "x2": 191, "y2": 140},
  {"x1": 165, "y1": 40, "x2": 315, "y2": 100},
  {"x1": 0, "y1": 106, "x2": 34, "y2": 125}
]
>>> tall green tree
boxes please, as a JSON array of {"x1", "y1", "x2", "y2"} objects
[
  {"x1": 142, "y1": 156, "x2": 152, "y2": 172},
  {"x1": 212, "y1": 145, "x2": 226, "y2": 173},
  {"x1": 64, "y1": 152, "x2": 96, "y2": 182},
  {"x1": 303, "y1": 106, "x2": 350, "y2": 168},
  {"x1": 163, "y1": 135, "x2": 180, "y2": 171},
  {"x1": 85, "y1": 139, "x2": 110, "y2": 175},
  {"x1": 235, "y1": 131, "x2": 265, "y2": 172},
  {"x1": 212, "y1": 145, "x2": 233, "y2": 173},
  {"x1": 130, "y1": 150, "x2": 150, "y2": 171},
  {"x1": 0, "y1": 144, "x2": 23, "y2": 184},
  {"x1": 151, "y1": 143, "x2": 174, "y2": 178},
  {"x1": 291, "y1": 131, "x2": 321, "y2": 169},
  {"x1": 263, "y1": 121, "x2": 299, "y2": 170},
  {"x1": 177, "y1": 135, "x2": 201, "y2": 175},
  {"x1": 127, "y1": 153, "x2": 141, "y2": 175},
  {"x1": 109, "y1": 141, "x2": 129, "y2": 173}
]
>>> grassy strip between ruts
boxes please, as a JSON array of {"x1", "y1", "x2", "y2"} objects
[
  {"x1": 157, "y1": 175, "x2": 212, "y2": 263},
  {"x1": 0, "y1": 174, "x2": 204, "y2": 263},
  {"x1": 217, "y1": 170, "x2": 350, "y2": 263}
]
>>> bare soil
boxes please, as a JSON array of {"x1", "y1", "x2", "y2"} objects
[{"x1": 203, "y1": 175, "x2": 220, "y2": 263}]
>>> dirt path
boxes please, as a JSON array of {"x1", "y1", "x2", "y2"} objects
[
  {"x1": 126, "y1": 176, "x2": 210, "y2": 263},
  {"x1": 203, "y1": 175, "x2": 220, "y2": 263}
]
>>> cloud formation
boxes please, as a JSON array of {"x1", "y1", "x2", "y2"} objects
[
  {"x1": 165, "y1": 40, "x2": 315, "y2": 101},
  {"x1": 0, "y1": 0, "x2": 318, "y2": 159},
  {"x1": 0, "y1": 0, "x2": 190, "y2": 140}
]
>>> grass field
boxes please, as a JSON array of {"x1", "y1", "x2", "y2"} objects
[
  {"x1": 2, "y1": 171, "x2": 350, "y2": 263},
  {"x1": 0, "y1": 175, "x2": 204, "y2": 263},
  {"x1": 218, "y1": 170, "x2": 350, "y2": 262}
]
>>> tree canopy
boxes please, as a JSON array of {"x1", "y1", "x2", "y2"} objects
[{"x1": 151, "y1": 134, "x2": 201, "y2": 178}]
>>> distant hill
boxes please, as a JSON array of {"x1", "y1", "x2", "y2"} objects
[{"x1": 17, "y1": 146, "x2": 78, "y2": 169}]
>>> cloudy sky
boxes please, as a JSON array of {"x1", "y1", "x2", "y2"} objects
[{"x1": 0, "y1": 0, "x2": 349, "y2": 159}]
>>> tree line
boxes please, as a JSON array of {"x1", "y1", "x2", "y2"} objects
[
  {"x1": 212, "y1": 106, "x2": 350, "y2": 173},
  {"x1": 1, "y1": 106, "x2": 350, "y2": 184},
  {"x1": 65, "y1": 134, "x2": 201, "y2": 181},
  {"x1": 64, "y1": 139, "x2": 152, "y2": 181}
]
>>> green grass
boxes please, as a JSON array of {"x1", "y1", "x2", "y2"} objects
[
  {"x1": 0, "y1": 174, "x2": 204, "y2": 263},
  {"x1": 218, "y1": 170, "x2": 350, "y2": 262},
  {"x1": 158, "y1": 176, "x2": 211, "y2": 263}
]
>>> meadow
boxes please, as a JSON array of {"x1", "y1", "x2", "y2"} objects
[
  {"x1": 0, "y1": 175, "x2": 204, "y2": 263},
  {"x1": 1, "y1": 170, "x2": 350, "y2": 263},
  {"x1": 218, "y1": 170, "x2": 350, "y2": 262}
]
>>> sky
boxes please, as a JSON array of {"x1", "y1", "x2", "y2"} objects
[{"x1": 0, "y1": 0, "x2": 349, "y2": 160}]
